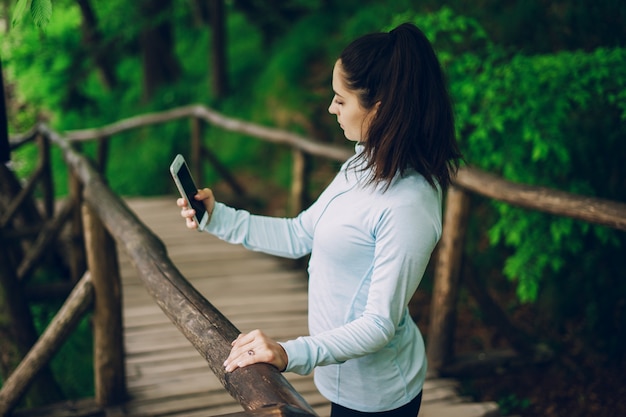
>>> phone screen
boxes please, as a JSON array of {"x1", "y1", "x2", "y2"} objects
[{"x1": 177, "y1": 162, "x2": 207, "y2": 220}]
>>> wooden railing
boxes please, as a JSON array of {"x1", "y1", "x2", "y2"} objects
[
  {"x1": 427, "y1": 169, "x2": 626, "y2": 375},
  {"x1": 1, "y1": 117, "x2": 321, "y2": 416},
  {"x1": 2, "y1": 104, "x2": 625, "y2": 416},
  {"x1": 63, "y1": 104, "x2": 352, "y2": 216}
]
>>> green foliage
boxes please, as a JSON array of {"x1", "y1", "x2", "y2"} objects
[
  {"x1": 498, "y1": 393, "x2": 531, "y2": 415},
  {"x1": 12, "y1": 0, "x2": 52, "y2": 29},
  {"x1": 4, "y1": 0, "x2": 625, "y2": 301},
  {"x1": 4, "y1": 4, "x2": 83, "y2": 128},
  {"x1": 2, "y1": 1, "x2": 625, "y2": 396},
  {"x1": 30, "y1": 301, "x2": 94, "y2": 398},
  {"x1": 388, "y1": 8, "x2": 626, "y2": 305},
  {"x1": 455, "y1": 46, "x2": 626, "y2": 303}
]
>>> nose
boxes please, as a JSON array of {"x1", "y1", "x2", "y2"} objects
[{"x1": 328, "y1": 100, "x2": 336, "y2": 115}]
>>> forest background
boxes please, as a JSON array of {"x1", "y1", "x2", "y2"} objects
[{"x1": 1, "y1": 1, "x2": 625, "y2": 416}]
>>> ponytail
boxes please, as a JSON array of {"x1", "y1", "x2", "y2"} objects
[{"x1": 339, "y1": 23, "x2": 462, "y2": 189}]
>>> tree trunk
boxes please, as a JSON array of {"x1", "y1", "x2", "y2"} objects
[
  {"x1": 139, "y1": 0, "x2": 181, "y2": 101},
  {"x1": 76, "y1": 0, "x2": 117, "y2": 90},
  {"x1": 209, "y1": 0, "x2": 228, "y2": 99}
]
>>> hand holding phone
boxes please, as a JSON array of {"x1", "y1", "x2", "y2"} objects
[{"x1": 170, "y1": 154, "x2": 209, "y2": 230}]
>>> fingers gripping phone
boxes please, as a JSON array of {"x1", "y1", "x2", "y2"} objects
[{"x1": 170, "y1": 154, "x2": 209, "y2": 230}]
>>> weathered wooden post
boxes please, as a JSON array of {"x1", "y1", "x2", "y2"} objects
[
  {"x1": 68, "y1": 169, "x2": 86, "y2": 283},
  {"x1": 37, "y1": 133, "x2": 54, "y2": 219},
  {"x1": 289, "y1": 149, "x2": 310, "y2": 217},
  {"x1": 95, "y1": 135, "x2": 110, "y2": 172},
  {"x1": 0, "y1": 272, "x2": 94, "y2": 416},
  {"x1": 426, "y1": 184, "x2": 470, "y2": 375},
  {"x1": 82, "y1": 203, "x2": 126, "y2": 405},
  {"x1": 190, "y1": 116, "x2": 203, "y2": 183}
]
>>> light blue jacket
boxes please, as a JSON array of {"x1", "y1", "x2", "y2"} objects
[{"x1": 203, "y1": 146, "x2": 442, "y2": 412}]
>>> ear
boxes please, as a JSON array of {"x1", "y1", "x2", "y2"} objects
[{"x1": 365, "y1": 101, "x2": 380, "y2": 126}]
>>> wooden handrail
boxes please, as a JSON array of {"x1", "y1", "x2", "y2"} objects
[
  {"x1": 43, "y1": 124, "x2": 318, "y2": 415},
  {"x1": 55, "y1": 104, "x2": 626, "y2": 231},
  {"x1": 455, "y1": 166, "x2": 626, "y2": 232},
  {"x1": 64, "y1": 104, "x2": 352, "y2": 162}
]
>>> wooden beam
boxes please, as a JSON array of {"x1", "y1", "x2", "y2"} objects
[
  {"x1": 427, "y1": 185, "x2": 470, "y2": 375},
  {"x1": 289, "y1": 149, "x2": 307, "y2": 217},
  {"x1": 0, "y1": 163, "x2": 44, "y2": 228},
  {"x1": 95, "y1": 136, "x2": 109, "y2": 173},
  {"x1": 64, "y1": 105, "x2": 352, "y2": 162},
  {"x1": 0, "y1": 273, "x2": 94, "y2": 416},
  {"x1": 82, "y1": 203, "x2": 126, "y2": 406},
  {"x1": 190, "y1": 116, "x2": 203, "y2": 183},
  {"x1": 37, "y1": 134, "x2": 54, "y2": 219},
  {"x1": 455, "y1": 166, "x2": 626, "y2": 231},
  {"x1": 17, "y1": 200, "x2": 74, "y2": 281},
  {"x1": 68, "y1": 169, "x2": 87, "y2": 283}
]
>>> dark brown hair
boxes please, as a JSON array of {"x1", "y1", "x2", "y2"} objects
[{"x1": 339, "y1": 22, "x2": 463, "y2": 189}]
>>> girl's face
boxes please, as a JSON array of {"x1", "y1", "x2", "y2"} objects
[{"x1": 328, "y1": 60, "x2": 376, "y2": 142}]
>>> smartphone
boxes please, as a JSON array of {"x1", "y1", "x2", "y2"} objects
[{"x1": 169, "y1": 154, "x2": 208, "y2": 230}]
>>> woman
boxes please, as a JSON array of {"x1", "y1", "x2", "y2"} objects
[{"x1": 177, "y1": 22, "x2": 462, "y2": 417}]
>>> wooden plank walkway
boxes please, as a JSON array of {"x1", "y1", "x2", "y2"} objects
[{"x1": 118, "y1": 196, "x2": 501, "y2": 417}]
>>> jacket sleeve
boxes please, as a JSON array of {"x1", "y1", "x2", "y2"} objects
[{"x1": 202, "y1": 202, "x2": 314, "y2": 259}]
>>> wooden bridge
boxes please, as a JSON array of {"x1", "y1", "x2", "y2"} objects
[
  {"x1": 2, "y1": 106, "x2": 625, "y2": 417},
  {"x1": 6, "y1": 195, "x2": 502, "y2": 417}
]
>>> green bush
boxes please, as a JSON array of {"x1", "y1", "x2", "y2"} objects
[{"x1": 401, "y1": 9, "x2": 626, "y2": 359}]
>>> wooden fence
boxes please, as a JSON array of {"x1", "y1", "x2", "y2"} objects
[{"x1": 1, "y1": 104, "x2": 625, "y2": 416}]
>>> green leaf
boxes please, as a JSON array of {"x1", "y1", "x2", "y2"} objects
[
  {"x1": 11, "y1": 0, "x2": 30, "y2": 27},
  {"x1": 31, "y1": 0, "x2": 52, "y2": 29}
]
